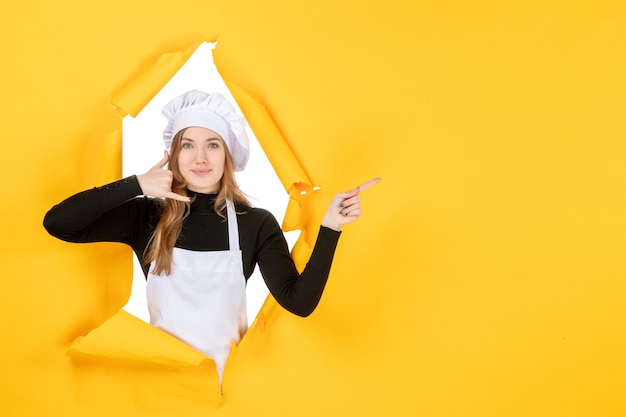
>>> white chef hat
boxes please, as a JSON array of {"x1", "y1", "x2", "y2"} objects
[{"x1": 162, "y1": 90, "x2": 250, "y2": 171}]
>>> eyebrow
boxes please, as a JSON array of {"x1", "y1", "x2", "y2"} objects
[{"x1": 180, "y1": 137, "x2": 221, "y2": 142}]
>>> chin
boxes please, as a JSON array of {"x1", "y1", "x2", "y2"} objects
[{"x1": 190, "y1": 184, "x2": 219, "y2": 193}]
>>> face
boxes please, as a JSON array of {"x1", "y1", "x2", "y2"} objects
[{"x1": 176, "y1": 126, "x2": 226, "y2": 194}]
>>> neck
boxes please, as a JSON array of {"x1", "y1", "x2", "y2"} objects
[{"x1": 188, "y1": 189, "x2": 219, "y2": 214}]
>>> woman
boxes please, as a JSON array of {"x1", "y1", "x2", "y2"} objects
[{"x1": 44, "y1": 90, "x2": 379, "y2": 380}]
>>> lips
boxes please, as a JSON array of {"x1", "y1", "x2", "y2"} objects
[{"x1": 191, "y1": 169, "x2": 212, "y2": 176}]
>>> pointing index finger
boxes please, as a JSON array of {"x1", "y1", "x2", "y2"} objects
[{"x1": 356, "y1": 178, "x2": 381, "y2": 193}]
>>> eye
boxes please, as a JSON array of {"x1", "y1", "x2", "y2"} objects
[
  {"x1": 208, "y1": 142, "x2": 220, "y2": 149},
  {"x1": 181, "y1": 142, "x2": 193, "y2": 149}
]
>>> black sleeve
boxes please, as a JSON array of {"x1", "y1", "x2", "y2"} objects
[
  {"x1": 43, "y1": 176, "x2": 150, "y2": 247},
  {"x1": 256, "y1": 213, "x2": 341, "y2": 317}
]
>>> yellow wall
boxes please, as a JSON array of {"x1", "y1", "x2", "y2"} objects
[{"x1": 2, "y1": 1, "x2": 626, "y2": 416}]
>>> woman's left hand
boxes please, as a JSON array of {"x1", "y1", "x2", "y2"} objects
[{"x1": 321, "y1": 178, "x2": 381, "y2": 231}]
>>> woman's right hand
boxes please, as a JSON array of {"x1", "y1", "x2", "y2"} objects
[{"x1": 136, "y1": 152, "x2": 191, "y2": 202}]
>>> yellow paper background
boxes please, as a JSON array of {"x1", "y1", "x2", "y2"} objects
[{"x1": 2, "y1": 1, "x2": 626, "y2": 416}]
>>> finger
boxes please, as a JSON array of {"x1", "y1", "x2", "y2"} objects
[
  {"x1": 163, "y1": 191, "x2": 191, "y2": 202},
  {"x1": 336, "y1": 187, "x2": 360, "y2": 200},
  {"x1": 348, "y1": 208, "x2": 362, "y2": 217},
  {"x1": 341, "y1": 207, "x2": 362, "y2": 218},
  {"x1": 154, "y1": 151, "x2": 169, "y2": 169},
  {"x1": 339, "y1": 195, "x2": 361, "y2": 209},
  {"x1": 356, "y1": 177, "x2": 381, "y2": 193}
]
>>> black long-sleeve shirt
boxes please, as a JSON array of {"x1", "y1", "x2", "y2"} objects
[{"x1": 43, "y1": 176, "x2": 340, "y2": 317}]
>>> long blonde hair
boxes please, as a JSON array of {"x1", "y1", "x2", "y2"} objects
[{"x1": 144, "y1": 129, "x2": 251, "y2": 275}]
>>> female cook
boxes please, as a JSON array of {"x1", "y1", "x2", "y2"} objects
[{"x1": 44, "y1": 90, "x2": 379, "y2": 380}]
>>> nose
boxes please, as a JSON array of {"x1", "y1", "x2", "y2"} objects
[{"x1": 194, "y1": 148, "x2": 208, "y2": 164}]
